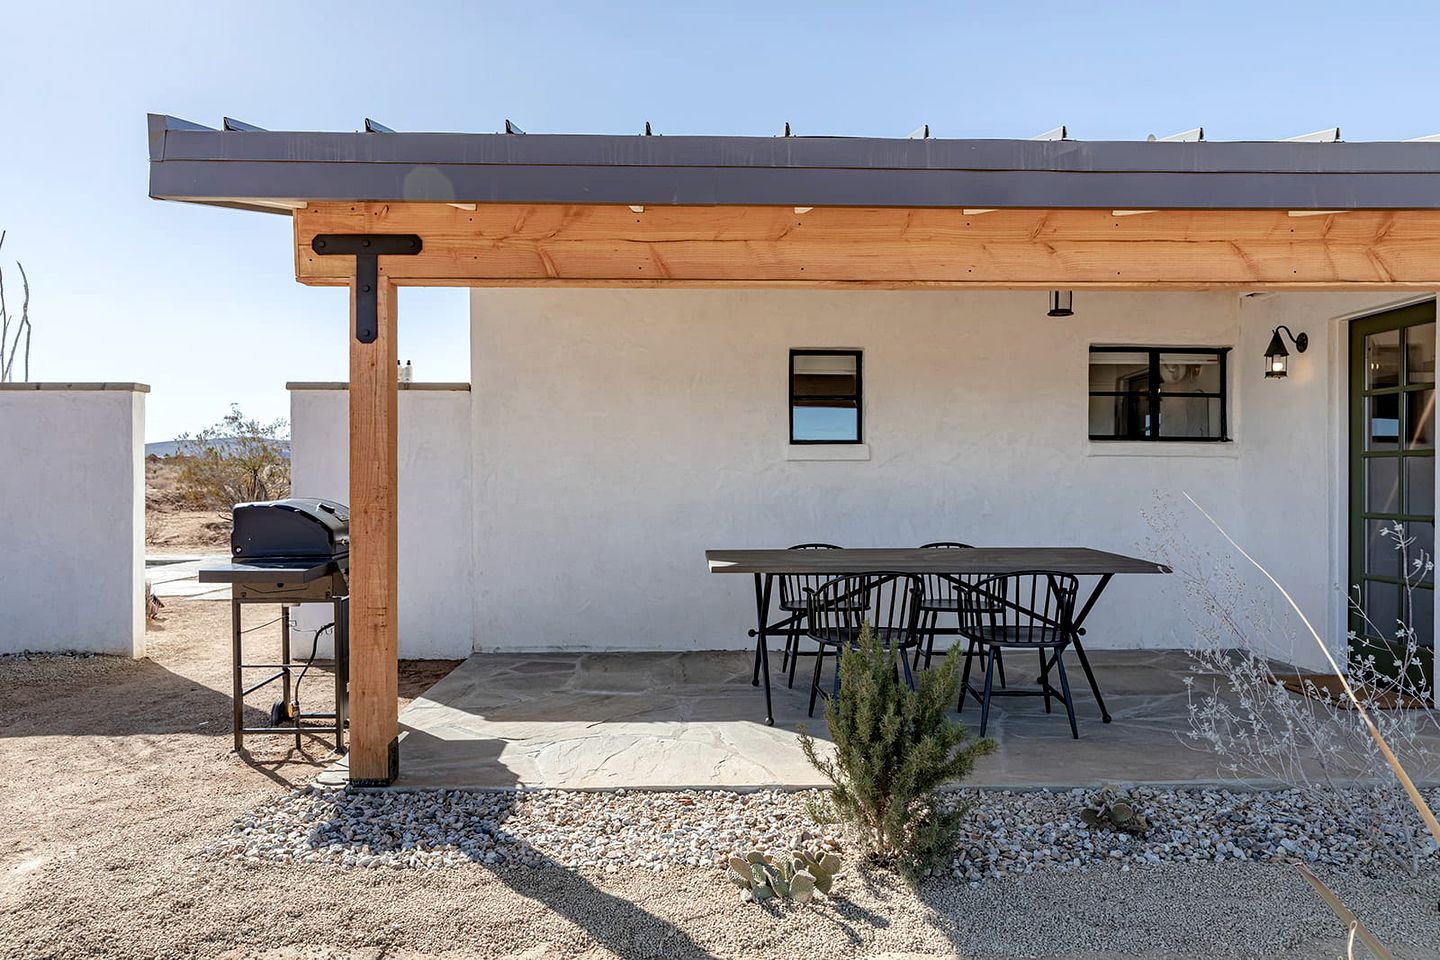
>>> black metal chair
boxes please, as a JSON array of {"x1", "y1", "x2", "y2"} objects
[
  {"x1": 913, "y1": 542, "x2": 1006, "y2": 686},
  {"x1": 803, "y1": 573, "x2": 924, "y2": 717},
  {"x1": 955, "y1": 571, "x2": 1081, "y2": 739},
  {"x1": 776, "y1": 544, "x2": 860, "y2": 688}
]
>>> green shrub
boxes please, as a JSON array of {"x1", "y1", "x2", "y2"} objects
[
  {"x1": 799, "y1": 623, "x2": 995, "y2": 880},
  {"x1": 175, "y1": 404, "x2": 290, "y2": 516}
]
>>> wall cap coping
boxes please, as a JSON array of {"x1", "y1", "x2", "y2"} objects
[
  {"x1": 0, "y1": 382, "x2": 150, "y2": 393},
  {"x1": 287, "y1": 381, "x2": 471, "y2": 392}
]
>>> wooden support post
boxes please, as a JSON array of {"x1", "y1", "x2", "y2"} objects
[{"x1": 347, "y1": 269, "x2": 400, "y2": 784}]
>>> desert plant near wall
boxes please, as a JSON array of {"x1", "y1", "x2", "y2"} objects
[
  {"x1": 798, "y1": 622, "x2": 995, "y2": 882},
  {"x1": 0, "y1": 231, "x2": 33, "y2": 384},
  {"x1": 175, "y1": 405, "x2": 291, "y2": 516},
  {"x1": 1146, "y1": 495, "x2": 1440, "y2": 876}
]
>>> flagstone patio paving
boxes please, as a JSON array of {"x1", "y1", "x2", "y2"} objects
[{"x1": 324, "y1": 649, "x2": 1255, "y2": 790}]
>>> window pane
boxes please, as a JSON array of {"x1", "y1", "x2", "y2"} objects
[
  {"x1": 1367, "y1": 394, "x2": 1401, "y2": 451},
  {"x1": 1156, "y1": 396, "x2": 1222, "y2": 438},
  {"x1": 793, "y1": 353, "x2": 858, "y2": 398},
  {"x1": 1366, "y1": 457, "x2": 1400, "y2": 514},
  {"x1": 1405, "y1": 456, "x2": 1434, "y2": 516},
  {"x1": 1158, "y1": 354, "x2": 1223, "y2": 393},
  {"x1": 1407, "y1": 389, "x2": 1435, "y2": 449},
  {"x1": 792, "y1": 405, "x2": 859, "y2": 442},
  {"x1": 1089, "y1": 353, "x2": 1150, "y2": 393},
  {"x1": 1367, "y1": 329, "x2": 1402, "y2": 389},
  {"x1": 1088, "y1": 394, "x2": 1151, "y2": 439}
]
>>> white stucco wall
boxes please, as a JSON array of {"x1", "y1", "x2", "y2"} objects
[
  {"x1": 465, "y1": 288, "x2": 1434, "y2": 667},
  {"x1": 0, "y1": 384, "x2": 146, "y2": 656},
  {"x1": 288, "y1": 384, "x2": 474, "y2": 659}
]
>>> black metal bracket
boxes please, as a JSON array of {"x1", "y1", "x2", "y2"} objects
[{"x1": 310, "y1": 234, "x2": 423, "y2": 343}]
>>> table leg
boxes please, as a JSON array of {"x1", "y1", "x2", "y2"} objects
[
  {"x1": 1069, "y1": 574, "x2": 1114, "y2": 723},
  {"x1": 751, "y1": 573, "x2": 775, "y2": 726},
  {"x1": 231, "y1": 599, "x2": 243, "y2": 752}
]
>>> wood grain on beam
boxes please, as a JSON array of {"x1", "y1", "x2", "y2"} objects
[
  {"x1": 347, "y1": 271, "x2": 399, "y2": 785},
  {"x1": 295, "y1": 203, "x2": 1440, "y2": 288}
]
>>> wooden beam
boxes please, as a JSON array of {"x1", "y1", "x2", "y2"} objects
[
  {"x1": 347, "y1": 270, "x2": 399, "y2": 785},
  {"x1": 295, "y1": 203, "x2": 1440, "y2": 288}
]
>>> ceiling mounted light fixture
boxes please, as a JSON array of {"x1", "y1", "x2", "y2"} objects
[
  {"x1": 1048, "y1": 290, "x2": 1074, "y2": 318},
  {"x1": 1264, "y1": 325, "x2": 1309, "y2": 379}
]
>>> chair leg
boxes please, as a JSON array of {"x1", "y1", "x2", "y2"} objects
[
  {"x1": 807, "y1": 642, "x2": 826, "y2": 717},
  {"x1": 900, "y1": 644, "x2": 915, "y2": 690},
  {"x1": 923, "y1": 613, "x2": 940, "y2": 670},
  {"x1": 787, "y1": 636, "x2": 802, "y2": 689},
  {"x1": 1039, "y1": 649, "x2": 1052, "y2": 714},
  {"x1": 995, "y1": 647, "x2": 1007, "y2": 688},
  {"x1": 958, "y1": 640, "x2": 977, "y2": 713},
  {"x1": 978, "y1": 646, "x2": 997, "y2": 738},
  {"x1": 831, "y1": 645, "x2": 843, "y2": 702},
  {"x1": 1055, "y1": 652, "x2": 1079, "y2": 740},
  {"x1": 780, "y1": 635, "x2": 792, "y2": 675}
]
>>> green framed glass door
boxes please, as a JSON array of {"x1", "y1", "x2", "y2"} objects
[{"x1": 1348, "y1": 301, "x2": 1436, "y2": 692}]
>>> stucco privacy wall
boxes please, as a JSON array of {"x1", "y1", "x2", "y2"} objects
[
  {"x1": 288, "y1": 384, "x2": 474, "y2": 659},
  {"x1": 467, "y1": 288, "x2": 1433, "y2": 668},
  {"x1": 0, "y1": 384, "x2": 146, "y2": 656}
]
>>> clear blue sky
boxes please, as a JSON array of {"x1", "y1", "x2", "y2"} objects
[{"x1": 3, "y1": 0, "x2": 1438, "y2": 441}]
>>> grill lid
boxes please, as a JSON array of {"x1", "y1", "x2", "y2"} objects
[{"x1": 231, "y1": 498, "x2": 349, "y2": 560}]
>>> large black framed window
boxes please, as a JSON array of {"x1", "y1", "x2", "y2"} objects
[
  {"x1": 1088, "y1": 346, "x2": 1230, "y2": 441},
  {"x1": 790, "y1": 350, "x2": 863, "y2": 444}
]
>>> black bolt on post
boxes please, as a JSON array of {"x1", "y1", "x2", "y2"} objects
[{"x1": 310, "y1": 235, "x2": 424, "y2": 342}]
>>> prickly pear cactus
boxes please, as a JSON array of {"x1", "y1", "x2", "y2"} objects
[
  {"x1": 1079, "y1": 785, "x2": 1151, "y2": 836},
  {"x1": 726, "y1": 834, "x2": 843, "y2": 903}
]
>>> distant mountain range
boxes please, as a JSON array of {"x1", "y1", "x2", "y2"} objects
[{"x1": 145, "y1": 439, "x2": 290, "y2": 459}]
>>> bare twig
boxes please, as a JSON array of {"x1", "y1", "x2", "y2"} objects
[
  {"x1": 1182, "y1": 491, "x2": 1440, "y2": 851},
  {"x1": 1293, "y1": 863, "x2": 1394, "y2": 960}
]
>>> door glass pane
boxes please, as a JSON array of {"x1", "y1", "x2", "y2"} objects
[
  {"x1": 1364, "y1": 580, "x2": 1401, "y2": 639},
  {"x1": 1366, "y1": 457, "x2": 1400, "y2": 514},
  {"x1": 1367, "y1": 394, "x2": 1401, "y2": 450},
  {"x1": 1407, "y1": 323, "x2": 1436, "y2": 384},
  {"x1": 1406, "y1": 521, "x2": 1435, "y2": 584},
  {"x1": 1367, "y1": 519, "x2": 1402, "y2": 579},
  {"x1": 1407, "y1": 389, "x2": 1435, "y2": 449},
  {"x1": 1405, "y1": 457, "x2": 1434, "y2": 516},
  {"x1": 1367, "y1": 329, "x2": 1402, "y2": 388},
  {"x1": 1405, "y1": 587, "x2": 1433, "y2": 649}
]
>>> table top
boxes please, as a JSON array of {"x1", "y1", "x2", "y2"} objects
[{"x1": 705, "y1": 547, "x2": 1171, "y2": 576}]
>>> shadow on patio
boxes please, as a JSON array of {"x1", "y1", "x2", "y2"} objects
[{"x1": 344, "y1": 649, "x2": 1237, "y2": 791}]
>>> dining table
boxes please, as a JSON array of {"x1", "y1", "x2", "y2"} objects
[{"x1": 705, "y1": 546, "x2": 1172, "y2": 725}]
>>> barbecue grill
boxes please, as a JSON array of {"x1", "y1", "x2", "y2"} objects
[{"x1": 200, "y1": 498, "x2": 350, "y2": 752}]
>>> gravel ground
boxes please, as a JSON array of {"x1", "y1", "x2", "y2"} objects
[
  {"x1": 211, "y1": 783, "x2": 1440, "y2": 881},
  {"x1": 2, "y1": 599, "x2": 1440, "y2": 959}
]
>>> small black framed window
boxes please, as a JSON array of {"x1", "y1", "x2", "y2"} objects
[
  {"x1": 1088, "y1": 346, "x2": 1230, "y2": 441},
  {"x1": 790, "y1": 350, "x2": 863, "y2": 444}
]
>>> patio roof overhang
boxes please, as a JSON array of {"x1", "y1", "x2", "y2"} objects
[{"x1": 146, "y1": 112, "x2": 1440, "y2": 786}]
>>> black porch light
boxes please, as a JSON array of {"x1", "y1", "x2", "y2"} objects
[
  {"x1": 1048, "y1": 290, "x2": 1074, "y2": 317},
  {"x1": 1264, "y1": 324, "x2": 1309, "y2": 379}
]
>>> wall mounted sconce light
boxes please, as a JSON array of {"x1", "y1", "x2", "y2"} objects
[
  {"x1": 1047, "y1": 290, "x2": 1074, "y2": 317},
  {"x1": 1264, "y1": 325, "x2": 1308, "y2": 379}
]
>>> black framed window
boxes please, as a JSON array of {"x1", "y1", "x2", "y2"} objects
[
  {"x1": 1088, "y1": 346, "x2": 1230, "y2": 441},
  {"x1": 790, "y1": 350, "x2": 862, "y2": 443}
]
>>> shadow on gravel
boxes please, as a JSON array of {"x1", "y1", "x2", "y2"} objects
[{"x1": 306, "y1": 738, "x2": 717, "y2": 960}]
